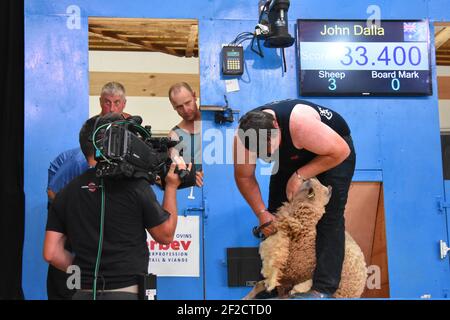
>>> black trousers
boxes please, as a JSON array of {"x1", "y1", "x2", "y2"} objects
[
  {"x1": 47, "y1": 265, "x2": 74, "y2": 300},
  {"x1": 268, "y1": 136, "x2": 356, "y2": 294}
]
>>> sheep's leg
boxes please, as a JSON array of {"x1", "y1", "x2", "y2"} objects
[
  {"x1": 242, "y1": 281, "x2": 266, "y2": 300},
  {"x1": 277, "y1": 285, "x2": 292, "y2": 298},
  {"x1": 260, "y1": 231, "x2": 290, "y2": 291},
  {"x1": 289, "y1": 279, "x2": 313, "y2": 296}
]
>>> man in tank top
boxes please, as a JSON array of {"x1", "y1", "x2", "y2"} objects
[
  {"x1": 234, "y1": 99, "x2": 356, "y2": 298},
  {"x1": 168, "y1": 82, "x2": 203, "y2": 188}
]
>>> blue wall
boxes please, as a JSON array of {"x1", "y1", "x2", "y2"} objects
[{"x1": 25, "y1": 0, "x2": 450, "y2": 299}]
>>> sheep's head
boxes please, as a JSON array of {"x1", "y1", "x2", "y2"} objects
[{"x1": 291, "y1": 178, "x2": 332, "y2": 220}]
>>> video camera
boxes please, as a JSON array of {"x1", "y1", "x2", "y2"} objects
[{"x1": 93, "y1": 115, "x2": 190, "y2": 184}]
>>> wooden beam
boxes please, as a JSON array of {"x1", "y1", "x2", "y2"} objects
[
  {"x1": 186, "y1": 24, "x2": 198, "y2": 58},
  {"x1": 88, "y1": 26, "x2": 194, "y2": 36},
  {"x1": 89, "y1": 46, "x2": 197, "y2": 57},
  {"x1": 438, "y1": 76, "x2": 450, "y2": 99},
  {"x1": 435, "y1": 22, "x2": 450, "y2": 27},
  {"x1": 89, "y1": 46, "x2": 148, "y2": 52},
  {"x1": 119, "y1": 35, "x2": 192, "y2": 41},
  {"x1": 89, "y1": 28, "x2": 149, "y2": 50},
  {"x1": 435, "y1": 27, "x2": 450, "y2": 49},
  {"x1": 89, "y1": 17, "x2": 198, "y2": 25},
  {"x1": 89, "y1": 28, "x2": 183, "y2": 57},
  {"x1": 88, "y1": 18, "x2": 199, "y2": 57},
  {"x1": 89, "y1": 39, "x2": 194, "y2": 48},
  {"x1": 115, "y1": 33, "x2": 180, "y2": 57},
  {"x1": 90, "y1": 72, "x2": 200, "y2": 97},
  {"x1": 89, "y1": 37, "x2": 141, "y2": 47}
]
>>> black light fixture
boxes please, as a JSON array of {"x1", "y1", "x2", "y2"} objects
[{"x1": 259, "y1": 0, "x2": 295, "y2": 48}]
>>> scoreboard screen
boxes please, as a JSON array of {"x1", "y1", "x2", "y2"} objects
[{"x1": 297, "y1": 20, "x2": 432, "y2": 96}]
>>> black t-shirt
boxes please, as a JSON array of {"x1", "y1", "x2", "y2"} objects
[
  {"x1": 254, "y1": 99, "x2": 353, "y2": 212},
  {"x1": 254, "y1": 99, "x2": 351, "y2": 168},
  {"x1": 46, "y1": 168, "x2": 170, "y2": 290}
]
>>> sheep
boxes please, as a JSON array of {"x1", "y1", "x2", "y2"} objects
[{"x1": 244, "y1": 178, "x2": 367, "y2": 299}]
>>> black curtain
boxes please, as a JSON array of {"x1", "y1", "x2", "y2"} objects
[
  {"x1": 442, "y1": 134, "x2": 450, "y2": 180},
  {"x1": 0, "y1": 0, "x2": 25, "y2": 299}
]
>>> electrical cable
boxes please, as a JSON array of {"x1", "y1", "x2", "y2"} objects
[
  {"x1": 92, "y1": 177, "x2": 105, "y2": 300},
  {"x1": 229, "y1": 32, "x2": 254, "y2": 45},
  {"x1": 92, "y1": 123, "x2": 113, "y2": 163},
  {"x1": 226, "y1": 1, "x2": 271, "y2": 58},
  {"x1": 236, "y1": 36, "x2": 254, "y2": 46},
  {"x1": 250, "y1": 35, "x2": 264, "y2": 57},
  {"x1": 228, "y1": 31, "x2": 264, "y2": 58},
  {"x1": 258, "y1": 1, "x2": 270, "y2": 24},
  {"x1": 250, "y1": 36, "x2": 257, "y2": 55},
  {"x1": 256, "y1": 36, "x2": 264, "y2": 57}
]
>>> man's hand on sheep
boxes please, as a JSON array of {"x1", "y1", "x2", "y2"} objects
[
  {"x1": 258, "y1": 210, "x2": 277, "y2": 237},
  {"x1": 286, "y1": 170, "x2": 306, "y2": 201}
]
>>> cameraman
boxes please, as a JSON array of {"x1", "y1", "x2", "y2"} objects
[
  {"x1": 43, "y1": 114, "x2": 189, "y2": 300},
  {"x1": 45, "y1": 82, "x2": 130, "y2": 300}
]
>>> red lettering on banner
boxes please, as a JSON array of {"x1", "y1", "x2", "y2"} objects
[
  {"x1": 148, "y1": 240, "x2": 192, "y2": 251},
  {"x1": 160, "y1": 244, "x2": 170, "y2": 250},
  {"x1": 181, "y1": 241, "x2": 191, "y2": 250}
]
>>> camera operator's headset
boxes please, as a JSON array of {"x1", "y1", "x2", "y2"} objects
[{"x1": 89, "y1": 118, "x2": 151, "y2": 300}]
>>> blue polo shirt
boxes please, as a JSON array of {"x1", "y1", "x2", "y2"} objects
[{"x1": 48, "y1": 148, "x2": 89, "y2": 196}]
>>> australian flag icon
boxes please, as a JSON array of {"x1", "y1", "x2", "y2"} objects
[{"x1": 403, "y1": 21, "x2": 428, "y2": 42}]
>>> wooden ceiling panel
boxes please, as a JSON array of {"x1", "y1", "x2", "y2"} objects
[
  {"x1": 436, "y1": 23, "x2": 450, "y2": 66},
  {"x1": 90, "y1": 71, "x2": 200, "y2": 97},
  {"x1": 88, "y1": 18, "x2": 198, "y2": 57}
]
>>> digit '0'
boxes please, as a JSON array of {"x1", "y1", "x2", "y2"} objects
[{"x1": 391, "y1": 78, "x2": 400, "y2": 91}]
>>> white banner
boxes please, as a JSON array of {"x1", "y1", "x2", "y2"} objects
[{"x1": 147, "y1": 216, "x2": 199, "y2": 277}]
